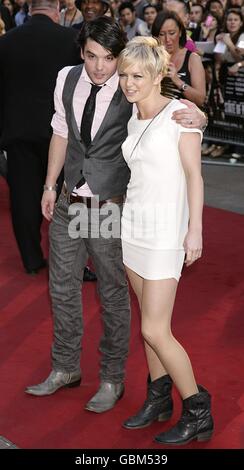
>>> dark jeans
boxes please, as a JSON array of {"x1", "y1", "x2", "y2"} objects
[{"x1": 49, "y1": 192, "x2": 131, "y2": 383}]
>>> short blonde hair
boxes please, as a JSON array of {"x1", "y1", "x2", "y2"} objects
[{"x1": 118, "y1": 36, "x2": 169, "y2": 78}]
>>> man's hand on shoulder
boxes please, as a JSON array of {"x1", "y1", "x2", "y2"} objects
[{"x1": 171, "y1": 99, "x2": 207, "y2": 130}]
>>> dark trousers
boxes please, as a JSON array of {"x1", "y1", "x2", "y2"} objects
[
  {"x1": 49, "y1": 192, "x2": 131, "y2": 383},
  {"x1": 6, "y1": 140, "x2": 49, "y2": 271}
]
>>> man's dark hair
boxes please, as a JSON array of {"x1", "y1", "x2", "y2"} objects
[
  {"x1": 152, "y1": 10, "x2": 187, "y2": 48},
  {"x1": 191, "y1": 3, "x2": 205, "y2": 15},
  {"x1": 206, "y1": 0, "x2": 223, "y2": 8},
  {"x1": 77, "y1": 17, "x2": 127, "y2": 57},
  {"x1": 118, "y1": 2, "x2": 135, "y2": 14},
  {"x1": 143, "y1": 3, "x2": 160, "y2": 15}
]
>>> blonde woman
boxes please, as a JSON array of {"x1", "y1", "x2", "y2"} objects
[{"x1": 118, "y1": 36, "x2": 213, "y2": 445}]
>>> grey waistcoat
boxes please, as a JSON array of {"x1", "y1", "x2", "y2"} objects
[{"x1": 62, "y1": 64, "x2": 133, "y2": 200}]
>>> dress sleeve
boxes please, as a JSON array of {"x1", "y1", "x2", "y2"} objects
[{"x1": 178, "y1": 125, "x2": 203, "y2": 142}]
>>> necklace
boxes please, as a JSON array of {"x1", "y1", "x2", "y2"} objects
[
  {"x1": 130, "y1": 101, "x2": 172, "y2": 161},
  {"x1": 64, "y1": 8, "x2": 77, "y2": 27},
  {"x1": 138, "y1": 100, "x2": 171, "y2": 120}
]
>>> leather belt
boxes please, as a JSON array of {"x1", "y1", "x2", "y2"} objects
[{"x1": 62, "y1": 185, "x2": 124, "y2": 208}]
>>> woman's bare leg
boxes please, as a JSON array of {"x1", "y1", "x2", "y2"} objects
[
  {"x1": 126, "y1": 266, "x2": 168, "y2": 380},
  {"x1": 141, "y1": 278, "x2": 198, "y2": 399}
]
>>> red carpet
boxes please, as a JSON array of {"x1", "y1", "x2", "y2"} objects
[{"x1": 0, "y1": 178, "x2": 244, "y2": 449}]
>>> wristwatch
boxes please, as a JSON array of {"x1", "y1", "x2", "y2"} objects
[{"x1": 181, "y1": 82, "x2": 188, "y2": 92}]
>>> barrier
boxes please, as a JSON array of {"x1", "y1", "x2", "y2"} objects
[{"x1": 204, "y1": 67, "x2": 244, "y2": 148}]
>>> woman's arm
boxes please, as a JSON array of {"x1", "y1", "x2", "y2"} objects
[
  {"x1": 186, "y1": 53, "x2": 206, "y2": 106},
  {"x1": 222, "y1": 33, "x2": 243, "y2": 62},
  {"x1": 179, "y1": 132, "x2": 203, "y2": 266},
  {"x1": 201, "y1": 24, "x2": 211, "y2": 40},
  {"x1": 170, "y1": 53, "x2": 206, "y2": 106},
  {"x1": 169, "y1": 52, "x2": 206, "y2": 106}
]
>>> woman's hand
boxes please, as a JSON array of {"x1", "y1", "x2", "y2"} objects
[
  {"x1": 201, "y1": 24, "x2": 210, "y2": 39},
  {"x1": 183, "y1": 229, "x2": 202, "y2": 266},
  {"x1": 167, "y1": 62, "x2": 179, "y2": 83},
  {"x1": 216, "y1": 33, "x2": 225, "y2": 42},
  {"x1": 222, "y1": 33, "x2": 233, "y2": 48}
]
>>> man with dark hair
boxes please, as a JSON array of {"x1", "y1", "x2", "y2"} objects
[
  {"x1": 80, "y1": 0, "x2": 109, "y2": 20},
  {"x1": 72, "y1": 0, "x2": 110, "y2": 29},
  {"x1": 25, "y1": 17, "x2": 131, "y2": 413},
  {"x1": 25, "y1": 16, "x2": 207, "y2": 413},
  {"x1": 118, "y1": 2, "x2": 149, "y2": 40},
  {"x1": 0, "y1": 0, "x2": 80, "y2": 274}
]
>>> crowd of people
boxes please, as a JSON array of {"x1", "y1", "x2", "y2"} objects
[{"x1": 1, "y1": 0, "x2": 243, "y2": 159}]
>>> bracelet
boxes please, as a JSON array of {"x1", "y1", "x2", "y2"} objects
[{"x1": 43, "y1": 184, "x2": 58, "y2": 191}]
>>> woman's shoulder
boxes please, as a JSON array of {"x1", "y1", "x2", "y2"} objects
[
  {"x1": 189, "y1": 51, "x2": 203, "y2": 64},
  {"x1": 157, "y1": 100, "x2": 187, "y2": 129},
  {"x1": 165, "y1": 99, "x2": 187, "y2": 114}
]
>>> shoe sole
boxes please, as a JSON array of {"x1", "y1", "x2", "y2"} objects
[{"x1": 154, "y1": 429, "x2": 213, "y2": 445}]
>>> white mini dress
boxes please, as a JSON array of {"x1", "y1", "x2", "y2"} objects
[{"x1": 121, "y1": 100, "x2": 202, "y2": 281}]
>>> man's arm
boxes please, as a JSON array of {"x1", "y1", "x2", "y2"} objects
[
  {"x1": 42, "y1": 66, "x2": 71, "y2": 221},
  {"x1": 171, "y1": 99, "x2": 207, "y2": 131},
  {"x1": 41, "y1": 134, "x2": 67, "y2": 221}
]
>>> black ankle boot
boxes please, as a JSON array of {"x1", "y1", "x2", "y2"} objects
[
  {"x1": 123, "y1": 374, "x2": 173, "y2": 429},
  {"x1": 155, "y1": 385, "x2": 214, "y2": 445}
]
